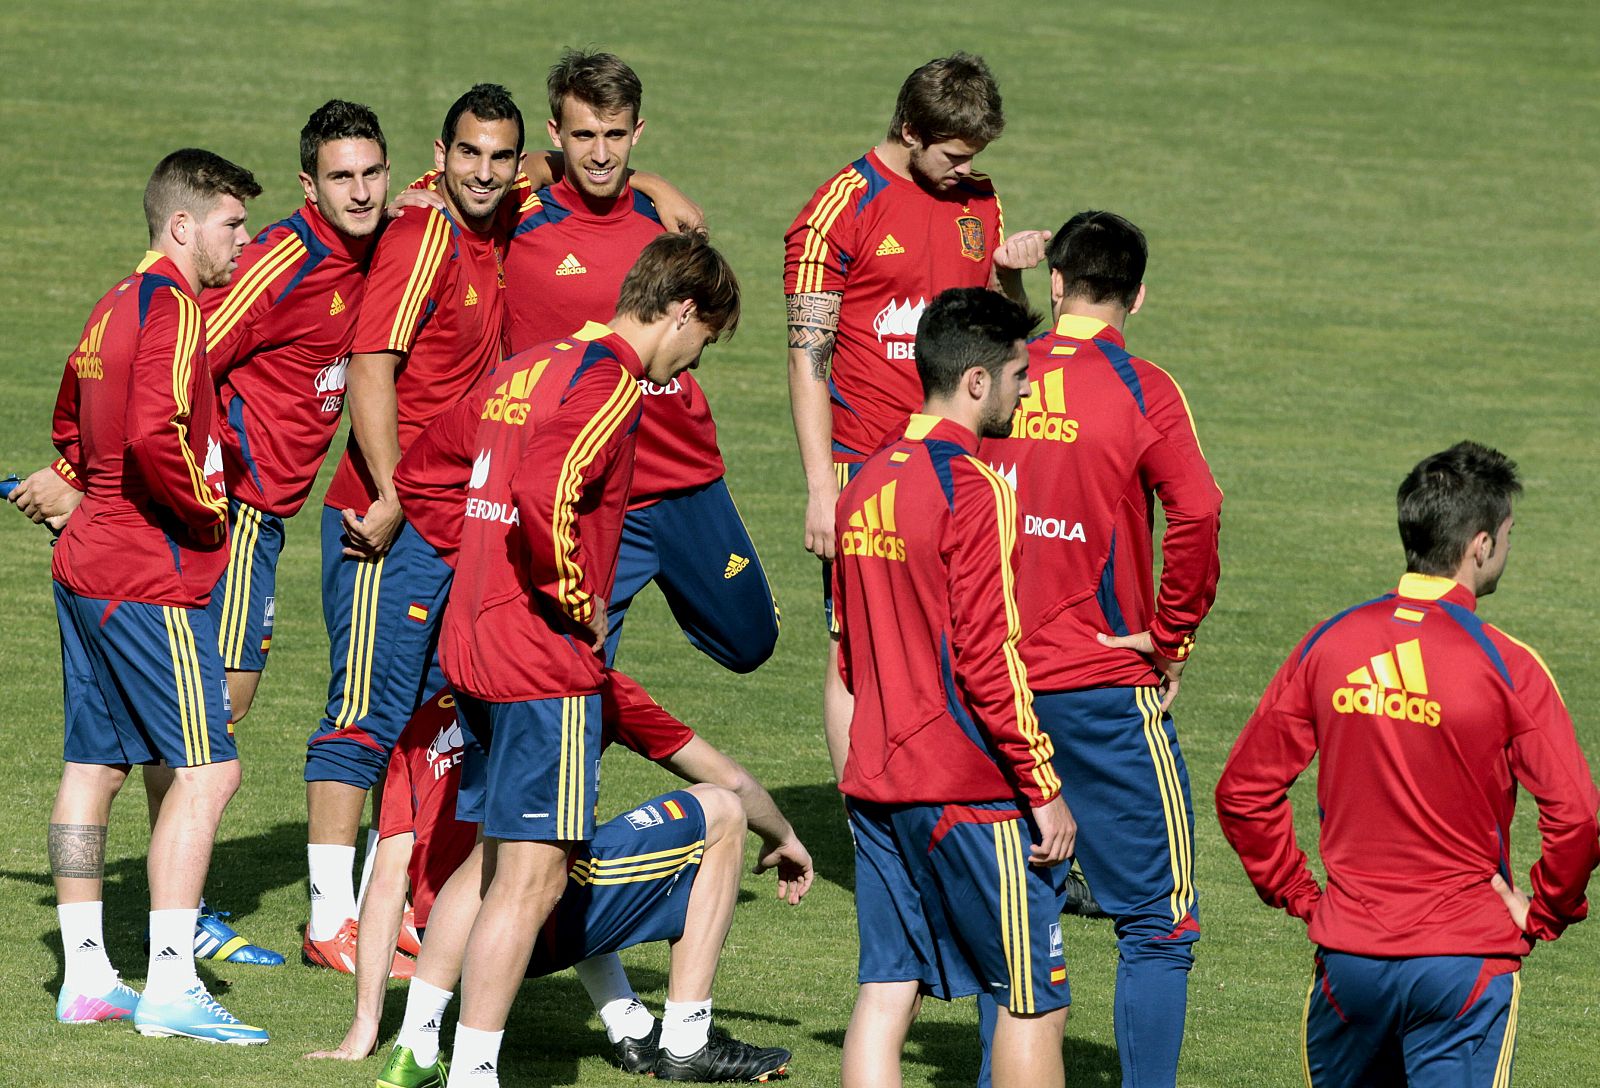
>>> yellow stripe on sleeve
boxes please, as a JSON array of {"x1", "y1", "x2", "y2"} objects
[
  {"x1": 204, "y1": 234, "x2": 305, "y2": 351},
  {"x1": 168, "y1": 291, "x2": 227, "y2": 521},
  {"x1": 388, "y1": 212, "x2": 452, "y2": 353},
  {"x1": 796, "y1": 171, "x2": 867, "y2": 293},
  {"x1": 1498, "y1": 630, "x2": 1565, "y2": 704},
  {"x1": 550, "y1": 373, "x2": 640, "y2": 618}
]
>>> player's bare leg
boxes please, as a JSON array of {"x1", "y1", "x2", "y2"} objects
[
  {"x1": 663, "y1": 785, "x2": 744, "y2": 1001},
  {"x1": 412, "y1": 838, "x2": 485, "y2": 989},
  {"x1": 305, "y1": 778, "x2": 368, "y2": 941},
  {"x1": 50, "y1": 763, "x2": 128, "y2": 906},
  {"x1": 991, "y1": 1005, "x2": 1067, "y2": 1088},
  {"x1": 823, "y1": 637, "x2": 854, "y2": 779},
  {"x1": 226, "y1": 668, "x2": 262, "y2": 723},
  {"x1": 841, "y1": 980, "x2": 921, "y2": 1088},
  {"x1": 142, "y1": 762, "x2": 174, "y2": 827},
  {"x1": 149, "y1": 761, "x2": 239, "y2": 909},
  {"x1": 141, "y1": 667, "x2": 257, "y2": 829}
]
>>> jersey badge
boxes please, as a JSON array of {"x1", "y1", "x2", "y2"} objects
[
  {"x1": 724, "y1": 554, "x2": 749, "y2": 579},
  {"x1": 875, "y1": 233, "x2": 906, "y2": 256},
  {"x1": 464, "y1": 284, "x2": 480, "y2": 307},
  {"x1": 406, "y1": 603, "x2": 431, "y2": 623},
  {"x1": 329, "y1": 290, "x2": 346, "y2": 316},
  {"x1": 556, "y1": 253, "x2": 588, "y2": 277},
  {"x1": 956, "y1": 215, "x2": 986, "y2": 262},
  {"x1": 1331, "y1": 638, "x2": 1442, "y2": 727}
]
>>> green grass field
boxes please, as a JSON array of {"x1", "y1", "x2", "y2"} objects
[{"x1": 2, "y1": 2, "x2": 1597, "y2": 1084}]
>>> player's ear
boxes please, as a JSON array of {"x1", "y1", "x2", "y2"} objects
[
  {"x1": 965, "y1": 365, "x2": 988, "y2": 401},
  {"x1": 675, "y1": 299, "x2": 697, "y2": 329},
  {"x1": 433, "y1": 139, "x2": 447, "y2": 173},
  {"x1": 1049, "y1": 268, "x2": 1065, "y2": 309},
  {"x1": 298, "y1": 171, "x2": 317, "y2": 205},
  {"x1": 1130, "y1": 282, "x2": 1147, "y2": 316},
  {"x1": 168, "y1": 210, "x2": 190, "y2": 248},
  {"x1": 547, "y1": 117, "x2": 562, "y2": 148},
  {"x1": 631, "y1": 116, "x2": 645, "y2": 145},
  {"x1": 899, "y1": 122, "x2": 921, "y2": 149}
]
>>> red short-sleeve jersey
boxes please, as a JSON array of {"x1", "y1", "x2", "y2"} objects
[
  {"x1": 506, "y1": 178, "x2": 723, "y2": 506},
  {"x1": 785, "y1": 149, "x2": 1003, "y2": 459},
  {"x1": 202, "y1": 202, "x2": 373, "y2": 517},
  {"x1": 52, "y1": 252, "x2": 229, "y2": 606},
  {"x1": 324, "y1": 206, "x2": 505, "y2": 516}
]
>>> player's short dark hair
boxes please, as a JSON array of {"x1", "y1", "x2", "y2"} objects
[
  {"x1": 299, "y1": 99, "x2": 386, "y2": 175},
  {"x1": 888, "y1": 52, "x2": 1004, "y2": 146},
  {"x1": 547, "y1": 48, "x2": 643, "y2": 125},
  {"x1": 1397, "y1": 442, "x2": 1522, "y2": 576},
  {"x1": 143, "y1": 148, "x2": 261, "y2": 243},
  {"x1": 914, "y1": 287, "x2": 1038, "y2": 397},
  {"x1": 615, "y1": 231, "x2": 740, "y2": 338},
  {"x1": 441, "y1": 83, "x2": 525, "y2": 155},
  {"x1": 1047, "y1": 210, "x2": 1147, "y2": 310}
]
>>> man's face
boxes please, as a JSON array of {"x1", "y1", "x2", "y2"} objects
[
  {"x1": 645, "y1": 309, "x2": 719, "y2": 386},
  {"x1": 301, "y1": 138, "x2": 389, "y2": 238},
  {"x1": 433, "y1": 113, "x2": 523, "y2": 226},
  {"x1": 1477, "y1": 514, "x2": 1514, "y2": 596},
  {"x1": 548, "y1": 97, "x2": 642, "y2": 202},
  {"x1": 906, "y1": 132, "x2": 987, "y2": 192},
  {"x1": 191, "y1": 195, "x2": 251, "y2": 289},
  {"x1": 977, "y1": 344, "x2": 1031, "y2": 438}
]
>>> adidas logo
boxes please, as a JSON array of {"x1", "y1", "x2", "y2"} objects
[
  {"x1": 76, "y1": 938, "x2": 100, "y2": 951},
  {"x1": 1331, "y1": 638, "x2": 1441, "y2": 727},
  {"x1": 875, "y1": 233, "x2": 906, "y2": 256},
  {"x1": 421, "y1": 1017, "x2": 441, "y2": 1033},
  {"x1": 555, "y1": 252, "x2": 587, "y2": 276},
  {"x1": 481, "y1": 360, "x2": 550, "y2": 426},
  {"x1": 473, "y1": 1061, "x2": 496, "y2": 1073},
  {"x1": 310, "y1": 883, "x2": 324, "y2": 900},
  {"x1": 329, "y1": 289, "x2": 346, "y2": 316},
  {"x1": 154, "y1": 945, "x2": 181, "y2": 960},
  {"x1": 72, "y1": 310, "x2": 111, "y2": 380},
  {"x1": 683, "y1": 1008, "x2": 712, "y2": 1023},
  {"x1": 724, "y1": 553, "x2": 749, "y2": 579},
  {"x1": 841, "y1": 481, "x2": 906, "y2": 561},
  {"x1": 464, "y1": 284, "x2": 480, "y2": 307},
  {"x1": 1009, "y1": 367, "x2": 1079, "y2": 444}
]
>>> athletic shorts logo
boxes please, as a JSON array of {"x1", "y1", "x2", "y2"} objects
[
  {"x1": 481, "y1": 360, "x2": 550, "y2": 427},
  {"x1": 873, "y1": 298, "x2": 926, "y2": 360},
  {"x1": 724, "y1": 553, "x2": 749, "y2": 579},
  {"x1": 263, "y1": 596, "x2": 275, "y2": 627},
  {"x1": 1049, "y1": 922, "x2": 1063, "y2": 957},
  {"x1": 624, "y1": 805, "x2": 664, "y2": 830},
  {"x1": 663, "y1": 798, "x2": 687, "y2": 820},
  {"x1": 841, "y1": 480, "x2": 906, "y2": 561},
  {"x1": 956, "y1": 215, "x2": 986, "y2": 262},
  {"x1": 406, "y1": 603, "x2": 430, "y2": 623},
  {"x1": 1331, "y1": 638, "x2": 1442, "y2": 727},
  {"x1": 1009, "y1": 368, "x2": 1079, "y2": 444}
]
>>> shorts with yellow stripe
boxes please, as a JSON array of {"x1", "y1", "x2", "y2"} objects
[
  {"x1": 846, "y1": 797, "x2": 1070, "y2": 1013},
  {"x1": 1304, "y1": 951, "x2": 1520, "y2": 1088},
  {"x1": 523, "y1": 789, "x2": 706, "y2": 977},
  {"x1": 55, "y1": 584, "x2": 236, "y2": 768},
  {"x1": 453, "y1": 690, "x2": 602, "y2": 843},
  {"x1": 205, "y1": 498, "x2": 285, "y2": 672},
  {"x1": 308, "y1": 509, "x2": 452, "y2": 788}
]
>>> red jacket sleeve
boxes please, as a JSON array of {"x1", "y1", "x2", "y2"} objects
[
  {"x1": 125, "y1": 287, "x2": 228, "y2": 541},
  {"x1": 351, "y1": 209, "x2": 452, "y2": 357},
  {"x1": 51, "y1": 360, "x2": 85, "y2": 490},
  {"x1": 1498, "y1": 638, "x2": 1600, "y2": 941},
  {"x1": 377, "y1": 739, "x2": 418, "y2": 839},
  {"x1": 947, "y1": 458, "x2": 1059, "y2": 806},
  {"x1": 1137, "y1": 361, "x2": 1223, "y2": 661},
  {"x1": 1215, "y1": 633, "x2": 1325, "y2": 921},
  {"x1": 200, "y1": 228, "x2": 303, "y2": 381},
  {"x1": 510, "y1": 363, "x2": 640, "y2": 625},
  {"x1": 783, "y1": 169, "x2": 864, "y2": 296}
]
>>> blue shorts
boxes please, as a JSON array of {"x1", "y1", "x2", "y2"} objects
[
  {"x1": 847, "y1": 797, "x2": 1070, "y2": 1014},
  {"x1": 606, "y1": 478, "x2": 778, "y2": 674},
  {"x1": 1305, "y1": 951, "x2": 1521, "y2": 1087},
  {"x1": 206, "y1": 498, "x2": 286, "y2": 672},
  {"x1": 56, "y1": 585, "x2": 237, "y2": 768},
  {"x1": 454, "y1": 691, "x2": 602, "y2": 842},
  {"x1": 526, "y1": 789, "x2": 706, "y2": 976},
  {"x1": 821, "y1": 459, "x2": 865, "y2": 635},
  {"x1": 307, "y1": 508, "x2": 451, "y2": 788}
]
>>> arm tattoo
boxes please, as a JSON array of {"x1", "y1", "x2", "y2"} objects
[
  {"x1": 48, "y1": 822, "x2": 106, "y2": 880},
  {"x1": 787, "y1": 292, "x2": 843, "y2": 383}
]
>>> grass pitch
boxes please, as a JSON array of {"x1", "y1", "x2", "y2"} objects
[{"x1": 1, "y1": 2, "x2": 1596, "y2": 1085}]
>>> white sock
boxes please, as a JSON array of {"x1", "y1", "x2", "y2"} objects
[
  {"x1": 59, "y1": 901, "x2": 117, "y2": 992},
  {"x1": 146, "y1": 907, "x2": 200, "y2": 999},
  {"x1": 355, "y1": 828, "x2": 382, "y2": 911},
  {"x1": 575, "y1": 954, "x2": 651, "y2": 1042},
  {"x1": 307, "y1": 843, "x2": 357, "y2": 941},
  {"x1": 660, "y1": 998, "x2": 713, "y2": 1057},
  {"x1": 453, "y1": 1024, "x2": 505, "y2": 1084},
  {"x1": 397, "y1": 978, "x2": 453, "y2": 1067}
]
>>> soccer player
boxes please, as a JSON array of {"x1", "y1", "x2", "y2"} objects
[
  {"x1": 46, "y1": 148, "x2": 268, "y2": 1044},
  {"x1": 309, "y1": 673, "x2": 808, "y2": 1083},
  {"x1": 975, "y1": 211, "x2": 1222, "y2": 1088},
  {"x1": 502, "y1": 49, "x2": 777, "y2": 674},
  {"x1": 421, "y1": 230, "x2": 741, "y2": 1087},
  {"x1": 833, "y1": 287, "x2": 1074, "y2": 1088},
  {"x1": 302, "y1": 84, "x2": 523, "y2": 972},
  {"x1": 1216, "y1": 442, "x2": 1600, "y2": 1087},
  {"x1": 784, "y1": 51, "x2": 1050, "y2": 778}
]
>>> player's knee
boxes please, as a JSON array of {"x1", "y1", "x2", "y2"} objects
[
  {"x1": 173, "y1": 757, "x2": 242, "y2": 808},
  {"x1": 1116, "y1": 921, "x2": 1199, "y2": 967},
  {"x1": 685, "y1": 784, "x2": 744, "y2": 839}
]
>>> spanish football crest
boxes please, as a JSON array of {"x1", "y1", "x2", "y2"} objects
[{"x1": 956, "y1": 215, "x2": 985, "y2": 262}]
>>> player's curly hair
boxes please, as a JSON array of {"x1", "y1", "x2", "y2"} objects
[
  {"x1": 914, "y1": 287, "x2": 1038, "y2": 397},
  {"x1": 1397, "y1": 442, "x2": 1521, "y2": 576},
  {"x1": 615, "y1": 231, "x2": 740, "y2": 339},
  {"x1": 299, "y1": 100, "x2": 386, "y2": 175},
  {"x1": 143, "y1": 149, "x2": 261, "y2": 243},
  {"x1": 442, "y1": 83, "x2": 525, "y2": 155},
  {"x1": 547, "y1": 48, "x2": 643, "y2": 125},
  {"x1": 888, "y1": 52, "x2": 1004, "y2": 146}
]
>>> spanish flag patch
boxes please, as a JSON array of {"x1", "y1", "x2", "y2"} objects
[
  {"x1": 407, "y1": 603, "x2": 430, "y2": 623},
  {"x1": 1050, "y1": 966, "x2": 1067, "y2": 986},
  {"x1": 663, "y1": 799, "x2": 686, "y2": 821}
]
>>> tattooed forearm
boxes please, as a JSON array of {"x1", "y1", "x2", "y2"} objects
[
  {"x1": 787, "y1": 292, "x2": 842, "y2": 382},
  {"x1": 48, "y1": 823, "x2": 106, "y2": 880}
]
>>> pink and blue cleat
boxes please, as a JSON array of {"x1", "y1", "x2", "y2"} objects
[{"x1": 56, "y1": 977, "x2": 140, "y2": 1024}]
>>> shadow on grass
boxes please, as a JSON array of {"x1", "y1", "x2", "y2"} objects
[
  {"x1": 767, "y1": 781, "x2": 855, "y2": 893},
  {"x1": 815, "y1": 1014, "x2": 1121, "y2": 1087}
]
